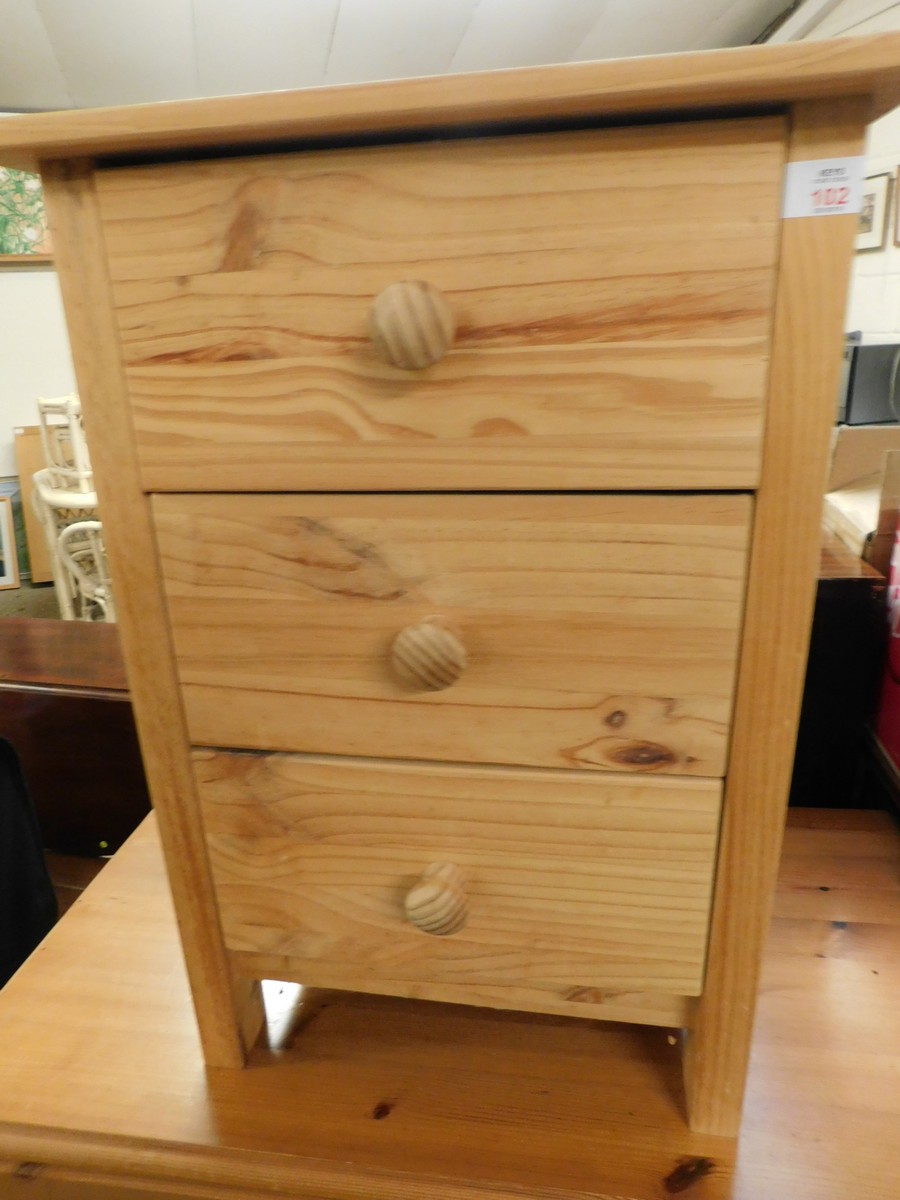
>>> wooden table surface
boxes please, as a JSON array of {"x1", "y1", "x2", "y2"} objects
[
  {"x1": 819, "y1": 529, "x2": 884, "y2": 583},
  {"x1": 0, "y1": 807, "x2": 898, "y2": 1200}
]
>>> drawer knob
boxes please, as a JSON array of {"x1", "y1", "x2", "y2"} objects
[
  {"x1": 404, "y1": 863, "x2": 468, "y2": 936},
  {"x1": 390, "y1": 618, "x2": 467, "y2": 691},
  {"x1": 369, "y1": 280, "x2": 455, "y2": 370}
]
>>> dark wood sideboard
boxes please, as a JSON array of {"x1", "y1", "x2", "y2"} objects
[{"x1": 0, "y1": 618, "x2": 150, "y2": 855}]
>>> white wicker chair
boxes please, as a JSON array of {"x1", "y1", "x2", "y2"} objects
[
  {"x1": 57, "y1": 520, "x2": 116, "y2": 622},
  {"x1": 36, "y1": 394, "x2": 93, "y2": 494},
  {"x1": 30, "y1": 396, "x2": 116, "y2": 622},
  {"x1": 31, "y1": 468, "x2": 105, "y2": 620}
]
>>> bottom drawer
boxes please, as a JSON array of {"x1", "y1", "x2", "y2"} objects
[{"x1": 195, "y1": 750, "x2": 721, "y2": 1024}]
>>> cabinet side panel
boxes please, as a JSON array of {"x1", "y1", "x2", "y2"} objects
[
  {"x1": 39, "y1": 159, "x2": 261, "y2": 1068},
  {"x1": 682, "y1": 98, "x2": 871, "y2": 1136}
]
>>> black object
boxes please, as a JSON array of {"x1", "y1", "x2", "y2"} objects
[
  {"x1": 838, "y1": 335, "x2": 900, "y2": 425},
  {"x1": 0, "y1": 737, "x2": 58, "y2": 988},
  {"x1": 789, "y1": 578, "x2": 886, "y2": 807}
]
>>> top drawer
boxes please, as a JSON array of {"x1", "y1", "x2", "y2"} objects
[{"x1": 97, "y1": 116, "x2": 786, "y2": 493}]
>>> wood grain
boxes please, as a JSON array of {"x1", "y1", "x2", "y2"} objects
[
  {"x1": 390, "y1": 618, "x2": 468, "y2": 692},
  {"x1": 682, "y1": 98, "x2": 872, "y2": 1137},
  {"x1": 233, "y1": 953, "x2": 693, "y2": 1030},
  {"x1": 38, "y1": 160, "x2": 262, "y2": 1067},
  {"x1": 153, "y1": 493, "x2": 752, "y2": 775},
  {"x1": 1, "y1": 809, "x2": 898, "y2": 1200},
  {"x1": 16, "y1": 39, "x2": 895, "y2": 1140},
  {"x1": 369, "y1": 281, "x2": 456, "y2": 371},
  {"x1": 1, "y1": 33, "x2": 899, "y2": 170},
  {"x1": 403, "y1": 862, "x2": 470, "y2": 937},
  {"x1": 95, "y1": 121, "x2": 783, "y2": 492},
  {"x1": 194, "y1": 748, "x2": 721, "y2": 1003}
]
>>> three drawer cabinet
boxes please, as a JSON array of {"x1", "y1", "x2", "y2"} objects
[{"x1": 5, "y1": 33, "x2": 899, "y2": 1139}]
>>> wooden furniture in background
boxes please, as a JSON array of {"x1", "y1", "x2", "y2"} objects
[
  {"x1": 12, "y1": 426, "x2": 52, "y2": 584},
  {"x1": 0, "y1": 618, "x2": 150, "y2": 855},
  {"x1": 0, "y1": 808, "x2": 898, "y2": 1200},
  {"x1": 2, "y1": 34, "x2": 899, "y2": 1138},
  {"x1": 869, "y1": 449, "x2": 900, "y2": 576},
  {"x1": 824, "y1": 427, "x2": 900, "y2": 561}
]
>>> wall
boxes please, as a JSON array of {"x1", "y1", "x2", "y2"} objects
[
  {"x1": 0, "y1": 268, "x2": 76, "y2": 477},
  {"x1": 792, "y1": 0, "x2": 900, "y2": 340},
  {"x1": 1, "y1": 104, "x2": 77, "y2": 479},
  {"x1": 802, "y1": 0, "x2": 900, "y2": 40},
  {"x1": 845, "y1": 104, "x2": 900, "y2": 340}
]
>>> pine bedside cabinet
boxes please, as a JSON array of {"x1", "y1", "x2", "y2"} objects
[{"x1": 3, "y1": 33, "x2": 899, "y2": 1140}]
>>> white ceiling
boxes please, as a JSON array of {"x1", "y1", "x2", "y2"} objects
[{"x1": 0, "y1": 0, "x2": 792, "y2": 112}]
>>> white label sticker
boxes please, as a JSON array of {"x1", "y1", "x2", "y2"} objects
[{"x1": 782, "y1": 156, "x2": 866, "y2": 218}]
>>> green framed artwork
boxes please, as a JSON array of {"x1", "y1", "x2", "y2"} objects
[{"x1": 0, "y1": 166, "x2": 51, "y2": 265}]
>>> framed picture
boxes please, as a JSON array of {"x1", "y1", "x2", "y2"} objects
[
  {"x1": 0, "y1": 497, "x2": 20, "y2": 589},
  {"x1": 857, "y1": 173, "x2": 892, "y2": 252},
  {"x1": 0, "y1": 166, "x2": 52, "y2": 266}
]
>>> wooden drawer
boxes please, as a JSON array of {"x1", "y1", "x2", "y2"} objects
[
  {"x1": 98, "y1": 117, "x2": 785, "y2": 493},
  {"x1": 195, "y1": 749, "x2": 722, "y2": 1010},
  {"x1": 154, "y1": 492, "x2": 751, "y2": 775}
]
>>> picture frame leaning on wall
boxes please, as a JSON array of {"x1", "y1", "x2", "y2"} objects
[{"x1": 0, "y1": 497, "x2": 20, "y2": 589}]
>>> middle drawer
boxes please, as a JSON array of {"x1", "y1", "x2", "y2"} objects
[{"x1": 153, "y1": 493, "x2": 751, "y2": 776}]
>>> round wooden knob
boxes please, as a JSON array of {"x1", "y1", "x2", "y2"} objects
[
  {"x1": 390, "y1": 618, "x2": 466, "y2": 691},
  {"x1": 369, "y1": 280, "x2": 455, "y2": 370},
  {"x1": 404, "y1": 863, "x2": 468, "y2": 936}
]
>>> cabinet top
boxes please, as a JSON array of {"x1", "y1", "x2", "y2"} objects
[{"x1": 1, "y1": 34, "x2": 900, "y2": 172}]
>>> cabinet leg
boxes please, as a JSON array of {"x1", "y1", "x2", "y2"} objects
[
  {"x1": 234, "y1": 977, "x2": 267, "y2": 1053},
  {"x1": 680, "y1": 95, "x2": 871, "y2": 1138}
]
